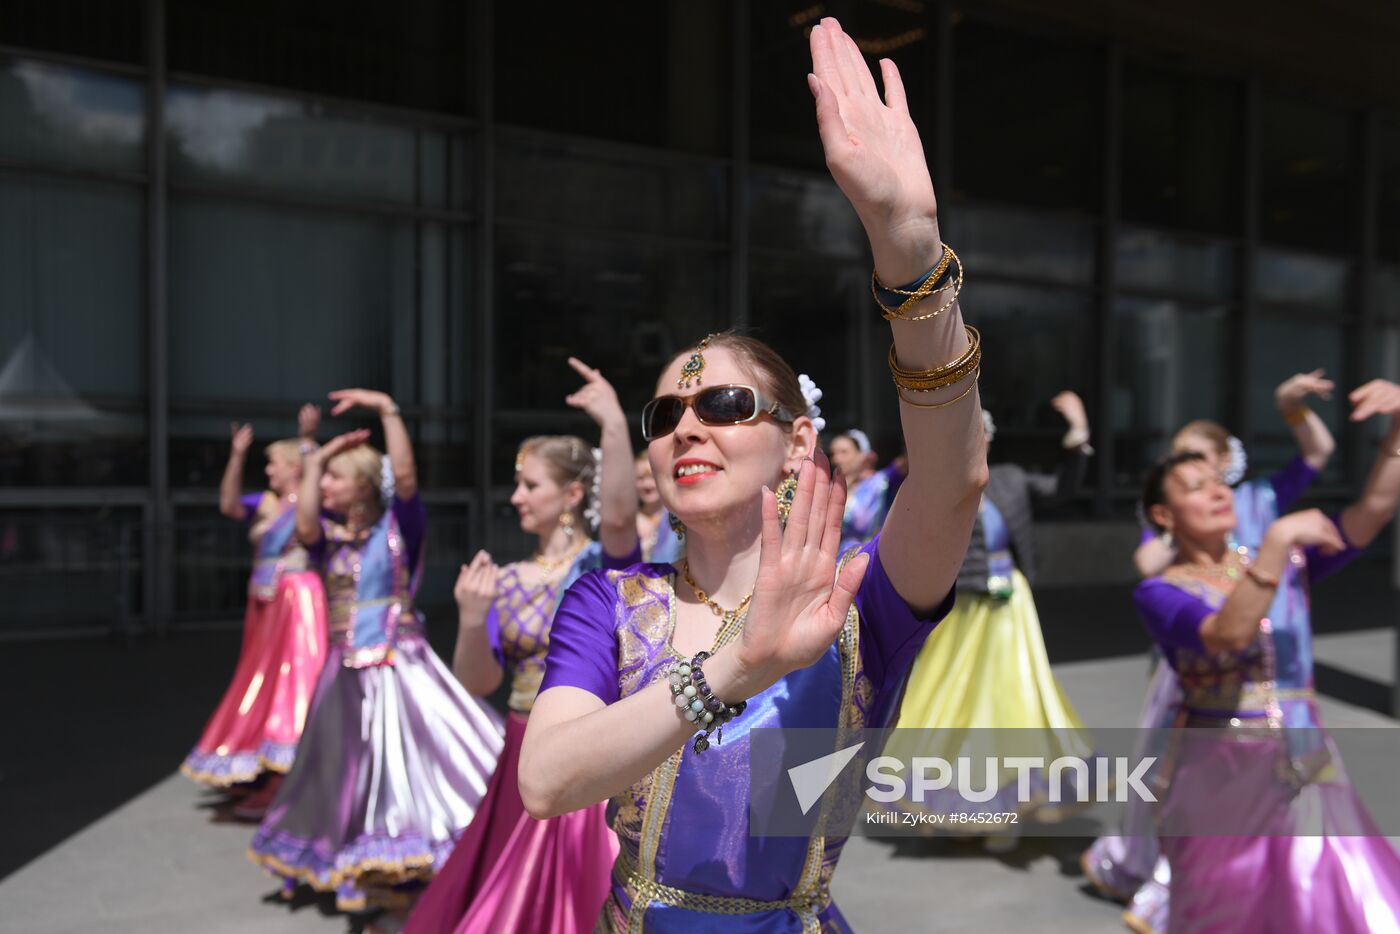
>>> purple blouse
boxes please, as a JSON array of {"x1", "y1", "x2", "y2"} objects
[
  {"x1": 539, "y1": 534, "x2": 953, "y2": 726},
  {"x1": 1134, "y1": 511, "x2": 1359, "y2": 657}
]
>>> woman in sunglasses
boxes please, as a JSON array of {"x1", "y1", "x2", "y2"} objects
[
  {"x1": 404, "y1": 359, "x2": 638, "y2": 934},
  {"x1": 519, "y1": 18, "x2": 987, "y2": 932}
]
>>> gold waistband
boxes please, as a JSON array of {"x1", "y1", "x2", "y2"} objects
[
  {"x1": 1183, "y1": 687, "x2": 1315, "y2": 727},
  {"x1": 614, "y1": 849, "x2": 828, "y2": 927},
  {"x1": 328, "y1": 596, "x2": 414, "y2": 629}
]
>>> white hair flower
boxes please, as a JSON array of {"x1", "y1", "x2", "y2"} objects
[
  {"x1": 844, "y1": 429, "x2": 871, "y2": 454},
  {"x1": 982, "y1": 410, "x2": 997, "y2": 443},
  {"x1": 1223, "y1": 435, "x2": 1248, "y2": 487},
  {"x1": 583, "y1": 447, "x2": 603, "y2": 529},
  {"x1": 380, "y1": 455, "x2": 396, "y2": 504},
  {"x1": 797, "y1": 374, "x2": 826, "y2": 434}
]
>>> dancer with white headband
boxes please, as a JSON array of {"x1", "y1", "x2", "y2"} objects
[{"x1": 829, "y1": 426, "x2": 905, "y2": 555}]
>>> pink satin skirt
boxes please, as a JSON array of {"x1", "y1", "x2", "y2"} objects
[
  {"x1": 405, "y1": 711, "x2": 619, "y2": 934},
  {"x1": 182, "y1": 571, "x2": 328, "y2": 786}
]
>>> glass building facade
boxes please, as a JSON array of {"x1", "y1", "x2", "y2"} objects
[{"x1": 3, "y1": 0, "x2": 1400, "y2": 635}]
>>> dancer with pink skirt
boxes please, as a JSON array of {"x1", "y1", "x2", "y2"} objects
[
  {"x1": 406, "y1": 358, "x2": 638, "y2": 934},
  {"x1": 182, "y1": 405, "x2": 328, "y2": 820}
]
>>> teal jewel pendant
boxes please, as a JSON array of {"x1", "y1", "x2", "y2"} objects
[{"x1": 678, "y1": 352, "x2": 705, "y2": 389}]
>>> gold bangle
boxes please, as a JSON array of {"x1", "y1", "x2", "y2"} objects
[
  {"x1": 888, "y1": 326, "x2": 981, "y2": 391},
  {"x1": 872, "y1": 245, "x2": 963, "y2": 321},
  {"x1": 1282, "y1": 405, "x2": 1309, "y2": 427},
  {"x1": 896, "y1": 369, "x2": 980, "y2": 409}
]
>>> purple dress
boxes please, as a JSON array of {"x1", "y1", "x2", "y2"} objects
[
  {"x1": 249, "y1": 495, "x2": 504, "y2": 911},
  {"x1": 538, "y1": 534, "x2": 952, "y2": 932},
  {"x1": 1134, "y1": 515, "x2": 1400, "y2": 933},
  {"x1": 1084, "y1": 456, "x2": 1319, "y2": 930}
]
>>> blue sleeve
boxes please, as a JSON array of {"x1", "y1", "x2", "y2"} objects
[
  {"x1": 1269, "y1": 455, "x2": 1319, "y2": 513},
  {"x1": 1304, "y1": 513, "x2": 1362, "y2": 583},
  {"x1": 484, "y1": 600, "x2": 506, "y2": 671},
  {"x1": 1134, "y1": 579, "x2": 1211, "y2": 656},
  {"x1": 858, "y1": 534, "x2": 955, "y2": 699},
  {"x1": 239, "y1": 492, "x2": 264, "y2": 523},
  {"x1": 603, "y1": 541, "x2": 642, "y2": 570}
]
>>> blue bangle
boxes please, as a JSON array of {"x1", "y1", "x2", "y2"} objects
[{"x1": 872, "y1": 245, "x2": 960, "y2": 317}]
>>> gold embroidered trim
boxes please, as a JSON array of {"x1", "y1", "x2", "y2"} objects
[
  {"x1": 180, "y1": 755, "x2": 291, "y2": 788},
  {"x1": 615, "y1": 848, "x2": 831, "y2": 925}
]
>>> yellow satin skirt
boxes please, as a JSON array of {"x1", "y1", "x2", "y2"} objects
[{"x1": 884, "y1": 569, "x2": 1095, "y2": 826}]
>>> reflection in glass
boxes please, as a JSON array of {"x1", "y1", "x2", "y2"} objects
[
  {"x1": 1121, "y1": 61, "x2": 1241, "y2": 234},
  {"x1": 973, "y1": 283, "x2": 1094, "y2": 430},
  {"x1": 749, "y1": 170, "x2": 865, "y2": 259},
  {"x1": 1255, "y1": 248, "x2": 1349, "y2": 313},
  {"x1": 0, "y1": 175, "x2": 145, "y2": 486},
  {"x1": 1260, "y1": 93, "x2": 1357, "y2": 251},
  {"x1": 1117, "y1": 228, "x2": 1235, "y2": 299},
  {"x1": 167, "y1": 85, "x2": 468, "y2": 208},
  {"x1": 168, "y1": 198, "x2": 468, "y2": 486},
  {"x1": 498, "y1": 132, "x2": 728, "y2": 240},
  {"x1": 0, "y1": 0, "x2": 144, "y2": 65},
  {"x1": 0, "y1": 58, "x2": 145, "y2": 173},
  {"x1": 1379, "y1": 265, "x2": 1400, "y2": 321},
  {"x1": 954, "y1": 203, "x2": 1096, "y2": 285},
  {"x1": 1113, "y1": 299, "x2": 1227, "y2": 481},
  {"x1": 493, "y1": 229, "x2": 729, "y2": 479},
  {"x1": 1382, "y1": 124, "x2": 1400, "y2": 262}
]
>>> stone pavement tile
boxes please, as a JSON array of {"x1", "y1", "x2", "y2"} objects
[{"x1": 1314, "y1": 627, "x2": 1395, "y2": 685}]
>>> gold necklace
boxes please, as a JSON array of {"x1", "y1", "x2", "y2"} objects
[
  {"x1": 532, "y1": 538, "x2": 588, "y2": 576},
  {"x1": 681, "y1": 559, "x2": 753, "y2": 648},
  {"x1": 1177, "y1": 546, "x2": 1248, "y2": 582}
]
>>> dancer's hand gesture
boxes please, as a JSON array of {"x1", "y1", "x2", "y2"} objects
[
  {"x1": 455, "y1": 550, "x2": 499, "y2": 627},
  {"x1": 809, "y1": 17, "x2": 940, "y2": 281},
  {"x1": 732, "y1": 451, "x2": 871, "y2": 697},
  {"x1": 564, "y1": 357, "x2": 626, "y2": 429},
  {"x1": 1276, "y1": 370, "x2": 1334, "y2": 412},
  {"x1": 297, "y1": 404, "x2": 322, "y2": 440},
  {"x1": 328, "y1": 388, "x2": 398, "y2": 418},
  {"x1": 1269, "y1": 509, "x2": 1348, "y2": 556},
  {"x1": 230, "y1": 422, "x2": 254, "y2": 456},
  {"x1": 315, "y1": 429, "x2": 371, "y2": 463},
  {"x1": 1348, "y1": 379, "x2": 1400, "y2": 423}
]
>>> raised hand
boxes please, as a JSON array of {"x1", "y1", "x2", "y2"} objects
[
  {"x1": 808, "y1": 17, "x2": 940, "y2": 281},
  {"x1": 564, "y1": 357, "x2": 625, "y2": 428},
  {"x1": 1348, "y1": 379, "x2": 1400, "y2": 422},
  {"x1": 316, "y1": 428, "x2": 372, "y2": 462},
  {"x1": 454, "y1": 550, "x2": 500, "y2": 627},
  {"x1": 733, "y1": 451, "x2": 871, "y2": 697},
  {"x1": 230, "y1": 422, "x2": 254, "y2": 456},
  {"x1": 1276, "y1": 369, "x2": 1334, "y2": 412},
  {"x1": 328, "y1": 388, "x2": 396, "y2": 418},
  {"x1": 1050, "y1": 391, "x2": 1089, "y2": 434},
  {"x1": 1271, "y1": 508, "x2": 1347, "y2": 555},
  {"x1": 297, "y1": 403, "x2": 322, "y2": 440}
]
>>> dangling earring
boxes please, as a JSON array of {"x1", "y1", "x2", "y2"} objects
[
  {"x1": 1162, "y1": 529, "x2": 1175, "y2": 550},
  {"x1": 668, "y1": 511, "x2": 686, "y2": 541},
  {"x1": 775, "y1": 472, "x2": 799, "y2": 527},
  {"x1": 561, "y1": 510, "x2": 575, "y2": 541}
]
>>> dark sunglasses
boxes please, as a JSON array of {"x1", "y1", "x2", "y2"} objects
[{"x1": 641, "y1": 384, "x2": 795, "y2": 442}]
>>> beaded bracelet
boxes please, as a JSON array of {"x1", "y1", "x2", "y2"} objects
[{"x1": 669, "y1": 650, "x2": 747, "y2": 753}]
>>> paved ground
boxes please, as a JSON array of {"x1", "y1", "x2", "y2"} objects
[{"x1": 2, "y1": 625, "x2": 1396, "y2": 934}]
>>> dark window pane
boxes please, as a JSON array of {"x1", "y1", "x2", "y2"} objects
[
  {"x1": 1121, "y1": 62, "x2": 1242, "y2": 234},
  {"x1": 492, "y1": 230, "x2": 730, "y2": 481},
  {"x1": 751, "y1": 0, "x2": 931, "y2": 169},
  {"x1": 0, "y1": 0, "x2": 143, "y2": 65},
  {"x1": 974, "y1": 283, "x2": 1095, "y2": 431},
  {"x1": 1381, "y1": 124, "x2": 1400, "y2": 263},
  {"x1": 1380, "y1": 264, "x2": 1400, "y2": 321},
  {"x1": 1255, "y1": 248, "x2": 1349, "y2": 315},
  {"x1": 496, "y1": 3, "x2": 730, "y2": 156},
  {"x1": 169, "y1": 0, "x2": 471, "y2": 114},
  {"x1": 0, "y1": 174, "x2": 145, "y2": 486},
  {"x1": 1113, "y1": 299, "x2": 1228, "y2": 484},
  {"x1": 953, "y1": 203, "x2": 1096, "y2": 285},
  {"x1": 749, "y1": 169, "x2": 865, "y2": 259},
  {"x1": 167, "y1": 85, "x2": 470, "y2": 209},
  {"x1": 749, "y1": 254, "x2": 865, "y2": 431},
  {"x1": 169, "y1": 198, "x2": 469, "y2": 487},
  {"x1": 1117, "y1": 228, "x2": 1236, "y2": 299},
  {"x1": 952, "y1": 19, "x2": 1101, "y2": 211},
  {"x1": 1260, "y1": 93, "x2": 1357, "y2": 252},
  {"x1": 0, "y1": 507, "x2": 143, "y2": 635},
  {"x1": 497, "y1": 131, "x2": 728, "y2": 240},
  {"x1": 0, "y1": 58, "x2": 145, "y2": 174}
]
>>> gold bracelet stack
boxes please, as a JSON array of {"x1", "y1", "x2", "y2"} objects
[
  {"x1": 1281, "y1": 405, "x2": 1310, "y2": 428},
  {"x1": 871, "y1": 245, "x2": 964, "y2": 321},
  {"x1": 888, "y1": 325, "x2": 982, "y2": 409}
]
